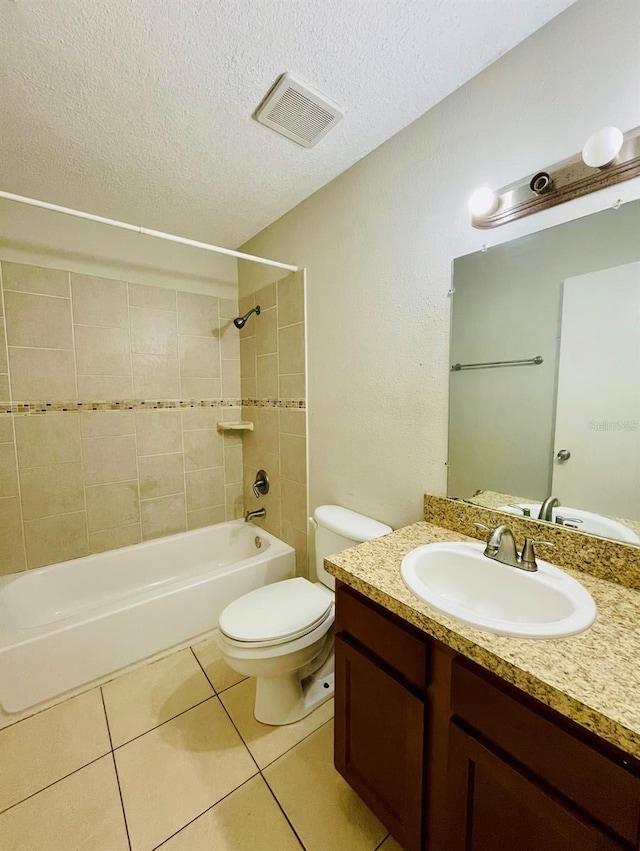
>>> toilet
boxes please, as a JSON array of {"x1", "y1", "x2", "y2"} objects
[{"x1": 216, "y1": 505, "x2": 392, "y2": 725}]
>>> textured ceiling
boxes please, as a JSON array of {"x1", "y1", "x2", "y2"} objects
[{"x1": 0, "y1": 0, "x2": 575, "y2": 248}]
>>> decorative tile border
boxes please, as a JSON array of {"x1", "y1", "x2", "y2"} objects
[{"x1": 0, "y1": 398, "x2": 306, "y2": 415}]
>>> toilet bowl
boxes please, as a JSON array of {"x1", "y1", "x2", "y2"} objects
[{"x1": 217, "y1": 505, "x2": 392, "y2": 725}]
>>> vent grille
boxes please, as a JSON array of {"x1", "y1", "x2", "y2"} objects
[{"x1": 255, "y1": 73, "x2": 343, "y2": 148}]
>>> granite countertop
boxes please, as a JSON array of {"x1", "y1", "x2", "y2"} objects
[{"x1": 325, "y1": 521, "x2": 640, "y2": 759}]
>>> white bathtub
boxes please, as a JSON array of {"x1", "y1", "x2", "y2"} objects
[{"x1": 0, "y1": 521, "x2": 295, "y2": 722}]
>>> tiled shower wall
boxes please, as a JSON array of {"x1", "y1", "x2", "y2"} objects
[
  {"x1": 0, "y1": 261, "x2": 243, "y2": 574},
  {"x1": 239, "y1": 271, "x2": 308, "y2": 576}
]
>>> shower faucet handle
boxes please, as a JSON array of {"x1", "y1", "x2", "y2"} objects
[{"x1": 253, "y1": 469, "x2": 270, "y2": 498}]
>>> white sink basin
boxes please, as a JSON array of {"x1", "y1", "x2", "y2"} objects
[
  {"x1": 401, "y1": 542, "x2": 596, "y2": 639},
  {"x1": 498, "y1": 504, "x2": 640, "y2": 544}
]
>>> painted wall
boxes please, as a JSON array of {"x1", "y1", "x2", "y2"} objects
[{"x1": 237, "y1": 0, "x2": 640, "y2": 534}]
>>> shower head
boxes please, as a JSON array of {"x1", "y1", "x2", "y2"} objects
[{"x1": 233, "y1": 305, "x2": 261, "y2": 329}]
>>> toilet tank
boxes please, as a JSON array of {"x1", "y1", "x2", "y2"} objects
[{"x1": 313, "y1": 505, "x2": 392, "y2": 590}]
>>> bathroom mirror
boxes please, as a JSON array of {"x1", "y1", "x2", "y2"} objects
[{"x1": 447, "y1": 200, "x2": 640, "y2": 546}]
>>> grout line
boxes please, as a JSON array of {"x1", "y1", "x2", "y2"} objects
[
  {"x1": 259, "y1": 716, "x2": 334, "y2": 772},
  {"x1": 111, "y1": 695, "x2": 216, "y2": 752},
  {"x1": 261, "y1": 772, "x2": 308, "y2": 850},
  {"x1": 7, "y1": 344, "x2": 75, "y2": 352},
  {"x1": 127, "y1": 287, "x2": 144, "y2": 543},
  {"x1": 374, "y1": 836, "x2": 391, "y2": 850},
  {"x1": 101, "y1": 689, "x2": 133, "y2": 851},
  {"x1": 2, "y1": 288, "x2": 70, "y2": 300}
]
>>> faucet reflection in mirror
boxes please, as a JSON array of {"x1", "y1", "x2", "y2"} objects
[{"x1": 448, "y1": 200, "x2": 640, "y2": 546}]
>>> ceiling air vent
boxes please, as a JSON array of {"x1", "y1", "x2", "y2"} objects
[{"x1": 254, "y1": 73, "x2": 344, "y2": 148}]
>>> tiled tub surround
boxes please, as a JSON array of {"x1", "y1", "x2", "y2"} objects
[{"x1": 239, "y1": 270, "x2": 309, "y2": 575}]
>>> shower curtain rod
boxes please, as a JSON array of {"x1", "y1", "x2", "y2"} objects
[{"x1": 0, "y1": 191, "x2": 298, "y2": 273}]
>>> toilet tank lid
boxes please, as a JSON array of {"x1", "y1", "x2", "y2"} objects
[{"x1": 313, "y1": 505, "x2": 392, "y2": 542}]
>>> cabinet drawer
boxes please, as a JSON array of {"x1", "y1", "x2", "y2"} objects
[
  {"x1": 336, "y1": 584, "x2": 429, "y2": 690},
  {"x1": 451, "y1": 660, "x2": 640, "y2": 846}
]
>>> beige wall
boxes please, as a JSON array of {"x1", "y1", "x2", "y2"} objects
[
  {"x1": 238, "y1": 271, "x2": 308, "y2": 575},
  {"x1": 0, "y1": 261, "x2": 243, "y2": 574},
  {"x1": 238, "y1": 0, "x2": 640, "y2": 531}
]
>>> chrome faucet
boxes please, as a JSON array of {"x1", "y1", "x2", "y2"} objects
[
  {"x1": 244, "y1": 508, "x2": 266, "y2": 523},
  {"x1": 538, "y1": 496, "x2": 560, "y2": 522},
  {"x1": 475, "y1": 523, "x2": 554, "y2": 573}
]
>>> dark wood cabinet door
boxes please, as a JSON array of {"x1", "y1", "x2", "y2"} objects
[
  {"x1": 447, "y1": 722, "x2": 627, "y2": 851},
  {"x1": 334, "y1": 635, "x2": 425, "y2": 851}
]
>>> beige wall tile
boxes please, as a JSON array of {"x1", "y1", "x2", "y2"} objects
[
  {"x1": 77, "y1": 374, "x2": 134, "y2": 399},
  {"x1": 130, "y1": 307, "x2": 178, "y2": 356},
  {"x1": 281, "y1": 520, "x2": 309, "y2": 579},
  {"x1": 141, "y1": 492, "x2": 186, "y2": 539},
  {"x1": 0, "y1": 497, "x2": 26, "y2": 573},
  {"x1": 177, "y1": 291, "x2": 219, "y2": 337},
  {"x1": 277, "y1": 274, "x2": 305, "y2": 327},
  {"x1": 187, "y1": 505, "x2": 226, "y2": 530},
  {"x1": 0, "y1": 323, "x2": 6, "y2": 372},
  {"x1": 71, "y1": 274, "x2": 128, "y2": 328},
  {"x1": 241, "y1": 377, "x2": 256, "y2": 398},
  {"x1": 85, "y1": 480, "x2": 140, "y2": 532},
  {"x1": 257, "y1": 354, "x2": 278, "y2": 398},
  {"x1": 279, "y1": 373, "x2": 305, "y2": 399},
  {"x1": 15, "y1": 413, "x2": 81, "y2": 467},
  {"x1": 135, "y1": 410, "x2": 182, "y2": 455},
  {"x1": 221, "y1": 358, "x2": 241, "y2": 398},
  {"x1": 240, "y1": 337, "x2": 256, "y2": 378},
  {"x1": 0, "y1": 688, "x2": 110, "y2": 811},
  {"x1": 219, "y1": 298, "x2": 238, "y2": 320},
  {"x1": 24, "y1": 511, "x2": 89, "y2": 568},
  {"x1": 179, "y1": 335, "x2": 220, "y2": 378},
  {"x1": 256, "y1": 281, "x2": 277, "y2": 311},
  {"x1": 180, "y1": 377, "x2": 221, "y2": 398},
  {"x1": 4, "y1": 291, "x2": 73, "y2": 349},
  {"x1": 255, "y1": 306, "x2": 277, "y2": 355},
  {"x1": 186, "y1": 467, "x2": 225, "y2": 511},
  {"x1": 128, "y1": 282, "x2": 176, "y2": 312},
  {"x1": 281, "y1": 478, "x2": 307, "y2": 533},
  {"x1": 181, "y1": 408, "x2": 219, "y2": 431},
  {"x1": 184, "y1": 429, "x2": 223, "y2": 471},
  {"x1": 279, "y1": 408, "x2": 306, "y2": 436},
  {"x1": 132, "y1": 353, "x2": 180, "y2": 397},
  {"x1": 2, "y1": 262, "x2": 69, "y2": 298},
  {"x1": 0, "y1": 444, "x2": 18, "y2": 497},
  {"x1": 20, "y1": 462, "x2": 85, "y2": 519},
  {"x1": 220, "y1": 322, "x2": 240, "y2": 359},
  {"x1": 225, "y1": 483, "x2": 244, "y2": 520},
  {"x1": 0, "y1": 374, "x2": 8, "y2": 400},
  {"x1": 75, "y1": 324, "x2": 131, "y2": 376},
  {"x1": 139, "y1": 452, "x2": 185, "y2": 499},
  {"x1": 9, "y1": 348, "x2": 76, "y2": 400},
  {"x1": 81, "y1": 410, "x2": 135, "y2": 438},
  {"x1": 0, "y1": 416, "x2": 13, "y2": 443},
  {"x1": 224, "y1": 444, "x2": 242, "y2": 484},
  {"x1": 82, "y1": 434, "x2": 138, "y2": 485},
  {"x1": 278, "y1": 323, "x2": 305, "y2": 375},
  {"x1": 280, "y1": 433, "x2": 307, "y2": 484},
  {"x1": 89, "y1": 523, "x2": 142, "y2": 554}
]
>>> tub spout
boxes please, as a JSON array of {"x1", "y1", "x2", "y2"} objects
[{"x1": 245, "y1": 508, "x2": 266, "y2": 523}]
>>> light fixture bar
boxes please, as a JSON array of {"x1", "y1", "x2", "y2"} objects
[
  {"x1": 471, "y1": 126, "x2": 640, "y2": 229},
  {"x1": 0, "y1": 191, "x2": 298, "y2": 272}
]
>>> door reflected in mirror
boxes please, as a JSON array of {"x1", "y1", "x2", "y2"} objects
[{"x1": 448, "y1": 200, "x2": 640, "y2": 546}]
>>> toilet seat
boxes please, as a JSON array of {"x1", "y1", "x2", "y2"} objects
[{"x1": 219, "y1": 577, "x2": 333, "y2": 648}]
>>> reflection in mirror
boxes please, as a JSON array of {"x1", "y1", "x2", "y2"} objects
[{"x1": 448, "y1": 200, "x2": 640, "y2": 546}]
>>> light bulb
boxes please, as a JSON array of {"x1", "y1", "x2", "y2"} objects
[
  {"x1": 582, "y1": 127, "x2": 623, "y2": 168},
  {"x1": 468, "y1": 187, "x2": 499, "y2": 217}
]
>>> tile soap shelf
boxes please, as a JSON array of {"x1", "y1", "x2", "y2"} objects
[{"x1": 217, "y1": 421, "x2": 254, "y2": 432}]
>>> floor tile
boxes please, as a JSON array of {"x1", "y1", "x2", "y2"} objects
[
  {"x1": 103, "y1": 649, "x2": 214, "y2": 747},
  {"x1": 220, "y1": 678, "x2": 334, "y2": 768},
  {"x1": 0, "y1": 755, "x2": 129, "y2": 851},
  {"x1": 159, "y1": 775, "x2": 302, "y2": 850},
  {"x1": 115, "y1": 698, "x2": 257, "y2": 851},
  {"x1": 0, "y1": 688, "x2": 111, "y2": 812},
  {"x1": 378, "y1": 834, "x2": 404, "y2": 850},
  {"x1": 264, "y1": 721, "x2": 386, "y2": 851},
  {"x1": 191, "y1": 636, "x2": 246, "y2": 692}
]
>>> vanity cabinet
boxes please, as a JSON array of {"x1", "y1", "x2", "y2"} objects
[{"x1": 334, "y1": 582, "x2": 640, "y2": 851}]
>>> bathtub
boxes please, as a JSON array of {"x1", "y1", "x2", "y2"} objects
[{"x1": 0, "y1": 521, "x2": 295, "y2": 722}]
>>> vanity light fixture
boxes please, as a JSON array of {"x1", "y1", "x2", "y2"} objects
[{"x1": 469, "y1": 125, "x2": 640, "y2": 228}]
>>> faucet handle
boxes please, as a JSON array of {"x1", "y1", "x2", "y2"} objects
[
  {"x1": 520, "y1": 538, "x2": 554, "y2": 571},
  {"x1": 507, "y1": 504, "x2": 531, "y2": 517},
  {"x1": 474, "y1": 521, "x2": 491, "y2": 532}
]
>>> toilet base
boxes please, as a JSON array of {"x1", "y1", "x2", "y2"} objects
[{"x1": 255, "y1": 652, "x2": 334, "y2": 726}]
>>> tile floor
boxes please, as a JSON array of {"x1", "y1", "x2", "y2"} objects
[{"x1": 0, "y1": 639, "x2": 403, "y2": 851}]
